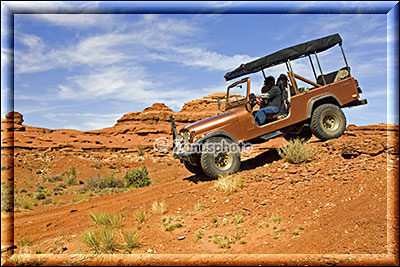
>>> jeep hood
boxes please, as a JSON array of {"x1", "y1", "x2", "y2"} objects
[{"x1": 181, "y1": 111, "x2": 238, "y2": 135}]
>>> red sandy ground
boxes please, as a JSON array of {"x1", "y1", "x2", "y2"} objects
[{"x1": 1, "y1": 95, "x2": 398, "y2": 257}]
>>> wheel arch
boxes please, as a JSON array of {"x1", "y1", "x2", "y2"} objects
[
  {"x1": 194, "y1": 131, "x2": 238, "y2": 145},
  {"x1": 307, "y1": 95, "x2": 342, "y2": 119}
]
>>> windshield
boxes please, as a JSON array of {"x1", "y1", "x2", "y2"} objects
[{"x1": 227, "y1": 79, "x2": 248, "y2": 106}]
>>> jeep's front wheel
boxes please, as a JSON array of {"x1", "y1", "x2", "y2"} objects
[
  {"x1": 310, "y1": 104, "x2": 346, "y2": 141},
  {"x1": 200, "y1": 137, "x2": 240, "y2": 179}
]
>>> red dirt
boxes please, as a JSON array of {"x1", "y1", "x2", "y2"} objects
[{"x1": 1, "y1": 95, "x2": 399, "y2": 259}]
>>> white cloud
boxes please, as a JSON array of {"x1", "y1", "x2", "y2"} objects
[
  {"x1": 15, "y1": 14, "x2": 255, "y2": 74},
  {"x1": 32, "y1": 14, "x2": 116, "y2": 28}
]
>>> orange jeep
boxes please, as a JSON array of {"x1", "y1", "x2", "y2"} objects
[{"x1": 170, "y1": 33, "x2": 367, "y2": 178}]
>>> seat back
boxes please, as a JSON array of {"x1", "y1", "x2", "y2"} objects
[
  {"x1": 317, "y1": 67, "x2": 350, "y2": 85},
  {"x1": 277, "y1": 80, "x2": 290, "y2": 115}
]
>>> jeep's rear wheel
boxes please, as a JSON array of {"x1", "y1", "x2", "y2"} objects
[
  {"x1": 310, "y1": 104, "x2": 346, "y2": 141},
  {"x1": 284, "y1": 127, "x2": 312, "y2": 142},
  {"x1": 200, "y1": 137, "x2": 240, "y2": 179},
  {"x1": 183, "y1": 161, "x2": 204, "y2": 175}
]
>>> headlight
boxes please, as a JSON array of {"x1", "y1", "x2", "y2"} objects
[{"x1": 180, "y1": 131, "x2": 191, "y2": 151}]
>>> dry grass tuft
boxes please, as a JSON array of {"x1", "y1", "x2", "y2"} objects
[
  {"x1": 277, "y1": 138, "x2": 315, "y2": 164},
  {"x1": 152, "y1": 200, "x2": 167, "y2": 215},
  {"x1": 213, "y1": 174, "x2": 244, "y2": 195},
  {"x1": 133, "y1": 209, "x2": 148, "y2": 223}
]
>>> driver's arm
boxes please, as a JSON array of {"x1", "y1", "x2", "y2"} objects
[{"x1": 258, "y1": 86, "x2": 280, "y2": 100}]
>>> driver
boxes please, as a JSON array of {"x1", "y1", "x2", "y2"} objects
[{"x1": 254, "y1": 76, "x2": 282, "y2": 126}]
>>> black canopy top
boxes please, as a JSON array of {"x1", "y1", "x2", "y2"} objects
[{"x1": 224, "y1": 33, "x2": 342, "y2": 81}]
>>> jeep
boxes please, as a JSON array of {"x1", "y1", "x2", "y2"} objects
[{"x1": 170, "y1": 33, "x2": 367, "y2": 179}]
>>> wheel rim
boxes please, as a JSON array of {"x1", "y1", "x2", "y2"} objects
[
  {"x1": 322, "y1": 113, "x2": 339, "y2": 131},
  {"x1": 214, "y1": 152, "x2": 233, "y2": 171}
]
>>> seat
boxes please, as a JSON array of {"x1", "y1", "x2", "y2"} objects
[
  {"x1": 265, "y1": 113, "x2": 279, "y2": 120},
  {"x1": 317, "y1": 67, "x2": 350, "y2": 85}
]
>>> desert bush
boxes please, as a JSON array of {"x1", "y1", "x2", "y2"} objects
[
  {"x1": 122, "y1": 230, "x2": 140, "y2": 252},
  {"x1": 195, "y1": 203, "x2": 205, "y2": 211},
  {"x1": 41, "y1": 198, "x2": 53, "y2": 205},
  {"x1": 14, "y1": 196, "x2": 38, "y2": 210},
  {"x1": 194, "y1": 229, "x2": 204, "y2": 243},
  {"x1": 137, "y1": 145, "x2": 145, "y2": 157},
  {"x1": 133, "y1": 209, "x2": 148, "y2": 223},
  {"x1": 98, "y1": 227, "x2": 119, "y2": 252},
  {"x1": 89, "y1": 211, "x2": 121, "y2": 228},
  {"x1": 64, "y1": 167, "x2": 78, "y2": 185},
  {"x1": 277, "y1": 138, "x2": 315, "y2": 164},
  {"x1": 16, "y1": 236, "x2": 33, "y2": 247},
  {"x1": 81, "y1": 229, "x2": 101, "y2": 253},
  {"x1": 80, "y1": 175, "x2": 125, "y2": 193},
  {"x1": 1, "y1": 182, "x2": 13, "y2": 212},
  {"x1": 211, "y1": 233, "x2": 233, "y2": 249},
  {"x1": 43, "y1": 175, "x2": 63, "y2": 183},
  {"x1": 152, "y1": 200, "x2": 167, "y2": 215},
  {"x1": 231, "y1": 214, "x2": 244, "y2": 225},
  {"x1": 34, "y1": 192, "x2": 46, "y2": 200},
  {"x1": 123, "y1": 167, "x2": 151, "y2": 188},
  {"x1": 52, "y1": 184, "x2": 66, "y2": 195},
  {"x1": 35, "y1": 184, "x2": 45, "y2": 193},
  {"x1": 162, "y1": 215, "x2": 183, "y2": 231},
  {"x1": 213, "y1": 174, "x2": 244, "y2": 196}
]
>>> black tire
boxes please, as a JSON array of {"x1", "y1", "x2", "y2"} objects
[
  {"x1": 310, "y1": 104, "x2": 346, "y2": 141},
  {"x1": 200, "y1": 137, "x2": 240, "y2": 179},
  {"x1": 183, "y1": 161, "x2": 204, "y2": 175},
  {"x1": 284, "y1": 127, "x2": 312, "y2": 142}
]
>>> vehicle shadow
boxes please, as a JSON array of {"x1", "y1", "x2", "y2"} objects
[
  {"x1": 183, "y1": 173, "x2": 215, "y2": 184},
  {"x1": 240, "y1": 148, "x2": 281, "y2": 171}
]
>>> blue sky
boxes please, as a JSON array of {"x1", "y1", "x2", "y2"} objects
[{"x1": 1, "y1": 1, "x2": 398, "y2": 130}]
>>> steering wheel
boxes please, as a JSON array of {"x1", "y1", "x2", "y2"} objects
[
  {"x1": 249, "y1": 93, "x2": 263, "y2": 106},
  {"x1": 254, "y1": 95, "x2": 263, "y2": 105}
]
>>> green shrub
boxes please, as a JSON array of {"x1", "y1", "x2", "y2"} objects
[
  {"x1": 16, "y1": 236, "x2": 33, "y2": 247},
  {"x1": 89, "y1": 211, "x2": 121, "y2": 228},
  {"x1": 137, "y1": 145, "x2": 145, "y2": 157},
  {"x1": 99, "y1": 227, "x2": 119, "y2": 252},
  {"x1": 133, "y1": 209, "x2": 148, "y2": 224},
  {"x1": 231, "y1": 214, "x2": 244, "y2": 225},
  {"x1": 80, "y1": 175, "x2": 125, "y2": 193},
  {"x1": 14, "y1": 196, "x2": 38, "y2": 210},
  {"x1": 277, "y1": 138, "x2": 315, "y2": 164},
  {"x1": 123, "y1": 230, "x2": 140, "y2": 252},
  {"x1": 34, "y1": 192, "x2": 46, "y2": 200},
  {"x1": 42, "y1": 198, "x2": 53, "y2": 205},
  {"x1": 195, "y1": 203, "x2": 205, "y2": 211},
  {"x1": 64, "y1": 167, "x2": 78, "y2": 185},
  {"x1": 162, "y1": 215, "x2": 183, "y2": 231},
  {"x1": 123, "y1": 167, "x2": 151, "y2": 188},
  {"x1": 211, "y1": 233, "x2": 233, "y2": 249},
  {"x1": 81, "y1": 229, "x2": 101, "y2": 253},
  {"x1": 1, "y1": 182, "x2": 13, "y2": 212},
  {"x1": 43, "y1": 175, "x2": 63, "y2": 183},
  {"x1": 194, "y1": 229, "x2": 204, "y2": 243}
]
